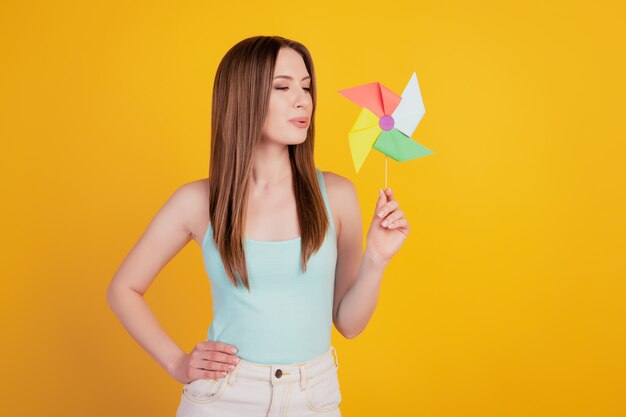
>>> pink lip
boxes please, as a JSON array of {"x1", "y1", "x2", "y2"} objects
[{"x1": 289, "y1": 118, "x2": 309, "y2": 128}]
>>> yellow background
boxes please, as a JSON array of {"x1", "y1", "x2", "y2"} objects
[{"x1": 1, "y1": 0, "x2": 624, "y2": 416}]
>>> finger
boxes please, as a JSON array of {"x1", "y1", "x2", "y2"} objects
[
  {"x1": 384, "y1": 187, "x2": 394, "y2": 201},
  {"x1": 187, "y1": 372, "x2": 227, "y2": 384},
  {"x1": 200, "y1": 351, "x2": 240, "y2": 365},
  {"x1": 374, "y1": 189, "x2": 388, "y2": 214},
  {"x1": 376, "y1": 200, "x2": 399, "y2": 219},
  {"x1": 202, "y1": 370, "x2": 229, "y2": 379},
  {"x1": 190, "y1": 368, "x2": 229, "y2": 380},
  {"x1": 381, "y1": 209, "x2": 404, "y2": 227},
  {"x1": 197, "y1": 358, "x2": 237, "y2": 372},
  {"x1": 388, "y1": 218, "x2": 410, "y2": 232},
  {"x1": 198, "y1": 341, "x2": 238, "y2": 354}
]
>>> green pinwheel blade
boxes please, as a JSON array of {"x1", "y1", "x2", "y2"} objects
[{"x1": 373, "y1": 128, "x2": 434, "y2": 161}]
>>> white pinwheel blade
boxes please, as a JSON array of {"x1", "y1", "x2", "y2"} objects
[{"x1": 392, "y1": 72, "x2": 425, "y2": 138}]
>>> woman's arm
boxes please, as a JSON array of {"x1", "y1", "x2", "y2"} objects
[
  {"x1": 106, "y1": 182, "x2": 199, "y2": 377},
  {"x1": 328, "y1": 174, "x2": 409, "y2": 339}
]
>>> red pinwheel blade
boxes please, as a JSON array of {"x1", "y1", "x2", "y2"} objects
[{"x1": 338, "y1": 82, "x2": 402, "y2": 118}]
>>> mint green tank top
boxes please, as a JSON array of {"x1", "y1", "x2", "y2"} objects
[{"x1": 201, "y1": 168, "x2": 338, "y2": 364}]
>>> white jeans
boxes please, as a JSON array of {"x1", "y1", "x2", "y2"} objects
[{"x1": 176, "y1": 346, "x2": 342, "y2": 417}]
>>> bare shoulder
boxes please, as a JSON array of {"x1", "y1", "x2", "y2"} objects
[
  {"x1": 169, "y1": 178, "x2": 210, "y2": 243},
  {"x1": 321, "y1": 170, "x2": 356, "y2": 195},
  {"x1": 320, "y1": 170, "x2": 361, "y2": 233},
  {"x1": 170, "y1": 178, "x2": 209, "y2": 209}
]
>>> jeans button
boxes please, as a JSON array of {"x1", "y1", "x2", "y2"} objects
[{"x1": 275, "y1": 369, "x2": 282, "y2": 378}]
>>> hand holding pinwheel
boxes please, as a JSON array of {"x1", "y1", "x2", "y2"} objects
[
  {"x1": 365, "y1": 187, "x2": 410, "y2": 264},
  {"x1": 338, "y1": 72, "x2": 433, "y2": 188}
]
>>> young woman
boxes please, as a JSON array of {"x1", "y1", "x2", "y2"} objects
[{"x1": 107, "y1": 36, "x2": 410, "y2": 417}]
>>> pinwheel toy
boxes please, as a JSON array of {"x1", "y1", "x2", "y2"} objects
[{"x1": 338, "y1": 72, "x2": 433, "y2": 188}]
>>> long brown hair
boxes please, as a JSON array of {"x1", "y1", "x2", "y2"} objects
[{"x1": 208, "y1": 36, "x2": 329, "y2": 291}]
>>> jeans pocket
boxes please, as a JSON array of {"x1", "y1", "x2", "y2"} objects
[
  {"x1": 305, "y1": 365, "x2": 342, "y2": 412},
  {"x1": 182, "y1": 377, "x2": 229, "y2": 404}
]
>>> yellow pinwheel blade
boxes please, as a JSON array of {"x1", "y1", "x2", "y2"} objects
[{"x1": 348, "y1": 108, "x2": 382, "y2": 173}]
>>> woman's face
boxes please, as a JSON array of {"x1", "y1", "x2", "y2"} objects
[{"x1": 261, "y1": 47, "x2": 313, "y2": 146}]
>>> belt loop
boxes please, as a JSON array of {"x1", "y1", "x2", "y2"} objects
[
  {"x1": 300, "y1": 364, "x2": 307, "y2": 391},
  {"x1": 227, "y1": 362, "x2": 240, "y2": 386},
  {"x1": 331, "y1": 346, "x2": 339, "y2": 370}
]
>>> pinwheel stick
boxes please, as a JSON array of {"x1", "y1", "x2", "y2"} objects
[{"x1": 385, "y1": 156, "x2": 388, "y2": 190}]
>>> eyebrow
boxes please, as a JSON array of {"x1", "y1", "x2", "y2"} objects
[{"x1": 273, "y1": 75, "x2": 311, "y2": 81}]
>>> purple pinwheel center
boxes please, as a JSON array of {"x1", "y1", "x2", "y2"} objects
[{"x1": 379, "y1": 115, "x2": 394, "y2": 131}]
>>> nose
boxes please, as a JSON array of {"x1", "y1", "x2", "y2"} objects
[{"x1": 293, "y1": 88, "x2": 311, "y2": 110}]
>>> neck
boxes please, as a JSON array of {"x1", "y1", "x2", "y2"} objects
[{"x1": 250, "y1": 142, "x2": 292, "y2": 190}]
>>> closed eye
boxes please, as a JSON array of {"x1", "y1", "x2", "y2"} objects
[{"x1": 275, "y1": 87, "x2": 311, "y2": 92}]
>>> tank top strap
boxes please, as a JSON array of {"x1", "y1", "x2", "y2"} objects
[{"x1": 315, "y1": 168, "x2": 336, "y2": 237}]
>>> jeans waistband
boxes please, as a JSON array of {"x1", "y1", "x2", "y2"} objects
[{"x1": 225, "y1": 346, "x2": 339, "y2": 391}]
